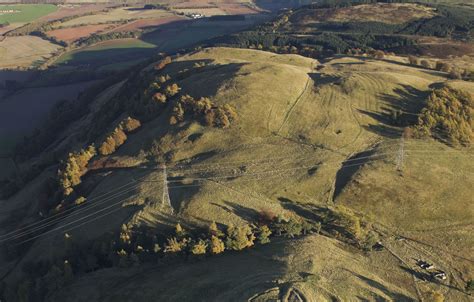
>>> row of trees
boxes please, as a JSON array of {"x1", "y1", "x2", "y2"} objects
[
  {"x1": 2, "y1": 202, "x2": 383, "y2": 301},
  {"x1": 408, "y1": 56, "x2": 473, "y2": 81},
  {"x1": 76, "y1": 31, "x2": 141, "y2": 47},
  {"x1": 98, "y1": 117, "x2": 141, "y2": 156},
  {"x1": 58, "y1": 116, "x2": 142, "y2": 197},
  {"x1": 58, "y1": 145, "x2": 96, "y2": 196}
]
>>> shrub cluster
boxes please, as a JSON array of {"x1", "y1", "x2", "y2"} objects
[
  {"x1": 170, "y1": 95, "x2": 238, "y2": 128},
  {"x1": 407, "y1": 56, "x2": 472, "y2": 81}
]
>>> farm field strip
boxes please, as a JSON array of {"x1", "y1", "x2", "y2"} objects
[
  {"x1": 0, "y1": 4, "x2": 57, "y2": 24},
  {"x1": 46, "y1": 24, "x2": 112, "y2": 43},
  {"x1": 55, "y1": 7, "x2": 175, "y2": 28},
  {"x1": 37, "y1": 4, "x2": 113, "y2": 22},
  {"x1": 0, "y1": 36, "x2": 60, "y2": 68}
]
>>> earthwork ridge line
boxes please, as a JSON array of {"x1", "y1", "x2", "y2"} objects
[
  {"x1": 2, "y1": 146, "x2": 468, "y2": 241},
  {"x1": 4, "y1": 157, "x2": 392, "y2": 245},
  {"x1": 2, "y1": 148, "x2": 470, "y2": 244},
  {"x1": 277, "y1": 75, "x2": 312, "y2": 134}
]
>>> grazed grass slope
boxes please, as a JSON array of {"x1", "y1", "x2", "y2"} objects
[{"x1": 1, "y1": 48, "x2": 473, "y2": 301}]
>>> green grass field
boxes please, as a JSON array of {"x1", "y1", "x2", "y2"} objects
[
  {"x1": 0, "y1": 4, "x2": 57, "y2": 24},
  {"x1": 55, "y1": 39, "x2": 155, "y2": 66},
  {"x1": 54, "y1": 17, "x2": 260, "y2": 68}
]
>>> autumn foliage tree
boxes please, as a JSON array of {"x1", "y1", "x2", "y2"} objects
[
  {"x1": 209, "y1": 221, "x2": 224, "y2": 237},
  {"x1": 225, "y1": 224, "x2": 255, "y2": 251},
  {"x1": 120, "y1": 117, "x2": 141, "y2": 132},
  {"x1": 257, "y1": 225, "x2": 272, "y2": 244},
  {"x1": 99, "y1": 128, "x2": 127, "y2": 155},
  {"x1": 413, "y1": 87, "x2": 473, "y2": 146},
  {"x1": 209, "y1": 235, "x2": 225, "y2": 254},
  {"x1": 191, "y1": 239, "x2": 208, "y2": 255},
  {"x1": 98, "y1": 117, "x2": 141, "y2": 155},
  {"x1": 58, "y1": 145, "x2": 96, "y2": 196},
  {"x1": 165, "y1": 83, "x2": 181, "y2": 97},
  {"x1": 164, "y1": 237, "x2": 186, "y2": 253},
  {"x1": 152, "y1": 92, "x2": 167, "y2": 104},
  {"x1": 154, "y1": 56, "x2": 172, "y2": 71}
]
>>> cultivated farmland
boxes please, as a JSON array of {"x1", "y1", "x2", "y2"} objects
[
  {"x1": 54, "y1": 38, "x2": 155, "y2": 66},
  {"x1": 47, "y1": 24, "x2": 112, "y2": 43},
  {"x1": 37, "y1": 4, "x2": 112, "y2": 22},
  {"x1": 55, "y1": 6, "x2": 176, "y2": 28},
  {"x1": 0, "y1": 4, "x2": 57, "y2": 24},
  {"x1": 0, "y1": 36, "x2": 60, "y2": 68}
]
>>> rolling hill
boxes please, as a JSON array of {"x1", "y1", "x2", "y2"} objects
[{"x1": 0, "y1": 46, "x2": 472, "y2": 301}]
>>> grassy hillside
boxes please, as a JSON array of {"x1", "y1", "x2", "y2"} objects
[
  {"x1": 49, "y1": 235, "x2": 419, "y2": 302},
  {"x1": 1, "y1": 46, "x2": 472, "y2": 301}
]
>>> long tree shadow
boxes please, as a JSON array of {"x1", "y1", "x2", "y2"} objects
[
  {"x1": 346, "y1": 269, "x2": 415, "y2": 302},
  {"x1": 333, "y1": 148, "x2": 376, "y2": 201},
  {"x1": 168, "y1": 61, "x2": 247, "y2": 98},
  {"x1": 399, "y1": 266, "x2": 467, "y2": 294},
  {"x1": 277, "y1": 197, "x2": 355, "y2": 240},
  {"x1": 308, "y1": 73, "x2": 342, "y2": 86},
  {"x1": 211, "y1": 200, "x2": 260, "y2": 222},
  {"x1": 359, "y1": 84, "x2": 428, "y2": 138}
]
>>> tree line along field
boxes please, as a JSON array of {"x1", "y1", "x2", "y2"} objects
[
  {"x1": 0, "y1": 1, "x2": 265, "y2": 69},
  {"x1": 51, "y1": 13, "x2": 266, "y2": 67},
  {"x1": 0, "y1": 1, "x2": 269, "y2": 161}
]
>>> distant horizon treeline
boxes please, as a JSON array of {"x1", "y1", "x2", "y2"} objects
[{"x1": 0, "y1": 1, "x2": 165, "y2": 4}]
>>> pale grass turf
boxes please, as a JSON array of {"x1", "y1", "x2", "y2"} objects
[
  {"x1": 0, "y1": 36, "x2": 60, "y2": 68},
  {"x1": 2, "y1": 48, "x2": 473, "y2": 300}
]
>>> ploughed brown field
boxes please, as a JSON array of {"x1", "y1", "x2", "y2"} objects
[{"x1": 46, "y1": 24, "x2": 111, "y2": 42}]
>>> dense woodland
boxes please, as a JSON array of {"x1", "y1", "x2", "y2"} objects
[
  {"x1": 413, "y1": 86, "x2": 474, "y2": 146},
  {"x1": 209, "y1": 0, "x2": 473, "y2": 56}
]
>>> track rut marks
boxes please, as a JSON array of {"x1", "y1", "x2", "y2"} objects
[{"x1": 277, "y1": 76, "x2": 312, "y2": 134}]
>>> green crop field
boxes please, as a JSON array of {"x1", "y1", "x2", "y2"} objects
[
  {"x1": 55, "y1": 38, "x2": 156, "y2": 66},
  {"x1": 54, "y1": 18, "x2": 259, "y2": 68},
  {"x1": 0, "y1": 4, "x2": 57, "y2": 24}
]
